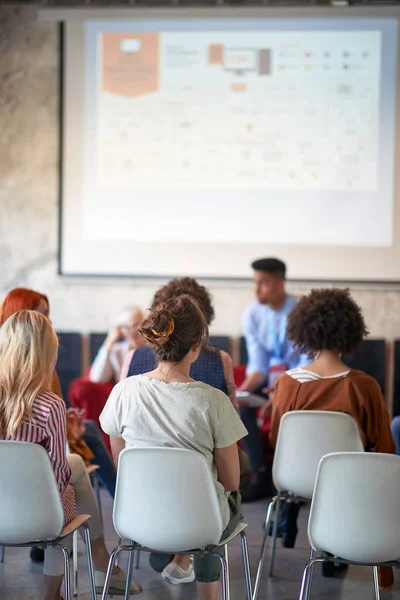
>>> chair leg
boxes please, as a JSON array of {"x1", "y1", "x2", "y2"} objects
[
  {"x1": 0, "y1": 545, "x2": 4, "y2": 563},
  {"x1": 124, "y1": 543, "x2": 134, "y2": 600},
  {"x1": 304, "y1": 548, "x2": 316, "y2": 600},
  {"x1": 240, "y1": 531, "x2": 252, "y2": 600},
  {"x1": 93, "y1": 474, "x2": 103, "y2": 526},
  {"x1": 134, "y1": 549, "x2": 141, "y2": 569},
  {"x1": 214, "y1": 553, "x2": 228, "y2": 600},
  {"x1": 72, "y1": 531, "x2": 79, "y2": 597},
  {"x1": 100, "y1": 546, "x2": 123, "y2": 600},
  {"x1": 82, "y1": 522, "x2": 97, "y2": 600},
  {"x1": 54, "y1": 544, "x2": 72, "y2": 600},
  {"x1": 224, "y1": 544, "x2": 231, "y2": 600},
  {"x1": 268, "y1": 495, "x2": 282, "y2": 577},
  {"x1": 253, "y1": 497, "x2": 276, "y2": 600},
  {"x1": 372, "y1": 566, "x2": 381, "y2": 600},
  {"x1": 298, "y1": 557, "x2": 325, "y2": 600}
]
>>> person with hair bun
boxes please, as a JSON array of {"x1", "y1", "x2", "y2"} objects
[
  {"x1": 100, "y1": 295, "x2": 248, "y2": 600},
  {"x1": 266, "y1": 288, "x2": 394, "y2": 588}
]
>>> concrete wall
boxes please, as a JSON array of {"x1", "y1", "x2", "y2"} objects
[{"x1": 1, "y1": 6, "x2": 400, "y2": 351}]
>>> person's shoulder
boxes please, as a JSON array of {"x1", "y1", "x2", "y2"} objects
[
  {"x1": 193, "y1": 381, "x2": 230, "y2": 403},
  {"x1": 348, "y1": 369, "x2": 382, "y2": 392},
  {"x1": 113, "y1": 374, "x2": 143, "y2": 391},
  {"x1": 243, "y1": 301, "x2": 262, "y2": 322},
  {"x1": 287, "y1": 295, "x2": 300, "y2": 307},
  {"x1": 34, "y1": 391, "x2": 65, "y2": 414}
]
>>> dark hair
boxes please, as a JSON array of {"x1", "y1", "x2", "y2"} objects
[
  {"x1": 287, "y1": 288, "x2": 369, "y2": 356},
  {"x1": 251, "y1": 258, "x2": 286, "y2": 278},
  {"x1": 151, "y1": 277, "x2": 215, "y2": 325},
  {"x1": 139, "y1": 294, "x2": 209, "y2": 362}
]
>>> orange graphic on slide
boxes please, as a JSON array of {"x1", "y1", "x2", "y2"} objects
[
  {"x1": 209, "y1": 44, "x2": 224, "y2": 65},
  {"x1": 102, "y1": 33, "x2": 159, "y2": 98}
]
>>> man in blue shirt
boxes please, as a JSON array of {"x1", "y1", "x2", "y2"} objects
[{"x1": 239, "y1": 257, "x2": 309, "y2": 503}]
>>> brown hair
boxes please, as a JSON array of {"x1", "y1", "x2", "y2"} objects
[
  {"x1": 139, "y1": 294, "x2": 209, "y2": 363},
  {"x1": 287, "y1": 288, "x2": 369, "y2": 356},
  {"x1": 151, "y1": 277, "x2": 215, "y2": 325}
]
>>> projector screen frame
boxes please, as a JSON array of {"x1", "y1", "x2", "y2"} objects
[{"x1": 57, "y1": 6, "x2": 400, "y2": 283}]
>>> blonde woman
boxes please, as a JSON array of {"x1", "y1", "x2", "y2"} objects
[{"x1": 0, "y1": 311, "x2": 142, "y2": 600}]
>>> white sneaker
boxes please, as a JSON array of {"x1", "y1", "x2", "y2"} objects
[
  {"x1": 95, "y1": 568, "x2": 143, "y2": 595},
  {"x1": 161, "y1": 560, "x2": 195, "y2": 585}
]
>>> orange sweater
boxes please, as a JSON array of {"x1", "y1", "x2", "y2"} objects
[
  {"x1": 270, "y1": 369, "x2": 395, "y2": 589},
  {"x1": 270, "y1": 369, "x2": 395, "y2": 454}
]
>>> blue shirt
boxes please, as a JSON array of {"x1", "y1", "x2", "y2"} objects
[{"x1": 242, "y1": 295, "x2": 309, "y2": 377}]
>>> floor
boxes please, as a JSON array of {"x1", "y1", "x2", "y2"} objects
[{"x1": 1, "y1": 490, "x2": 400, "y2": 600}]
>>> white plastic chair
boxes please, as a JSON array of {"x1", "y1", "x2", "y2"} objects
[
  {"x1": 100, "y1": 447, "x2": 252, "y2": 600},
  {"x1": 253, "y1": 411, "x2": 364, "y2": 600},
  {"x1": 0, "y1": 441, "x2": 96, "y2": 600},
  {"x1": 299, "y1": 452, "x2": 400, "y2": 600}
]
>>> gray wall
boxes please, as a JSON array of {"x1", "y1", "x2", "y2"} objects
[{"x1": 1, "y1": 6, "x2": 400, "y2": 349}]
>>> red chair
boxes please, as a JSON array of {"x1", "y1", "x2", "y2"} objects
[{"x1": 68, "y1": 375, "x2": 114, "y2": 451}]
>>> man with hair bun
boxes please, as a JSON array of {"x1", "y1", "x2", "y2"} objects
[{"x1": 239, "y1": 258, "x2": 309, "y2": 506}]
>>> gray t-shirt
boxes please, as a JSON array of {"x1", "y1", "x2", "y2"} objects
[{"x1": 100, "y1": 374, "x2": 248, "y2": 527}]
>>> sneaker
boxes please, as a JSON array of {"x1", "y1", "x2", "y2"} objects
[
  {"x1": 95, "y1": 568, "x2": 142, "y2": 596},
  {"x1": 161, "y1": 560, "x2": 195, "y2": 585}
]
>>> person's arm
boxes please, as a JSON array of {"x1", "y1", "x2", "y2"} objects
[
  {"x1": 365, "y1": 381, "x2": 396, "y2": 454},
  {"x1": 220, "y1": 350, "x2": 238, "y2": 407},
  {"x1": 110, "y1": 437, "x2": 126, "y2": 468},
  {"x1": 239, "y1": 307, "x2": 268, "y2": 392},
  {"x1": 44, "y1": 395, "x2": 71, "y2": 494},
  {"x1": 268, "y1": 376, "x2": 291, "y2": 448},
  {"x1": 90, "y1": 327, "x2": 123, "y2": 383},
  {"x1": 214, "y1": 444, "x2": 240, "y2": 491}
]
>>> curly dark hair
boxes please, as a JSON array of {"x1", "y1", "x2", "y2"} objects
[
  {"x1": 151, "y1": 277, "x2": 215, "y2": 325},
  {"x1": 287, "y1": 288, "x2": 369, "y2": 356}
]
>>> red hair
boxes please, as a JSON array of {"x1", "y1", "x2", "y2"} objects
[{"x1": 0, "y1": 288, "x2": 49, "y2": 327}]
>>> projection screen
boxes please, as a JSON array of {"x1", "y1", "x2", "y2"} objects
[{"x1": 53, "y1": 7, "x2": 400, "y2": 281}]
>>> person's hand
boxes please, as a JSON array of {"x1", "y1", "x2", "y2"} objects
[
  {"x1": 104, "y1": 326, "x2": 124, "y2": 350},
  {"x1": 258, "y1": 398, "x2": 273, "y2": 419},
  {"x1": 66, "y1": 408, "x2": 86, "y2": 440},
  {"x1": 261, "y1": 386, "x2": 274, "y2": 396}
]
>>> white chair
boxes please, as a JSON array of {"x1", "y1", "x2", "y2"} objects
[
  {"x1": 299, "y1": 452, "x2": 400, "y2": 600},
  {"x1": 253, "y1": 410, "x2": 364, "y2": 600},
  {"x1": 100, "y1": 447, "x2": 252, "y2": 600},
  {"x1": 0, "y1": 441, "x2": 96, "y2": 600}
]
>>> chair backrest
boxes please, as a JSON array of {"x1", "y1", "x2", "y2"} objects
[
  {"x1": 128, "y1": 346, "x2": 228, "y2": 395},
  {"x1": 113, "y1": 447, "x2": 224, "y2": 552},
  {"x1": 273, "y1": 411, "x2": 364, "y2": 499},
  {"x1": 309, "y1": 452, "x2": 400, "y2": 564},
  {"x1": 0, "y1": 441, "x2": 64, "y2": 544}
]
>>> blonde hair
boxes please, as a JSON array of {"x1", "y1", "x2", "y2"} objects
[{"x1": 0, "y1": 310, "x2": 59, "y2": 437}]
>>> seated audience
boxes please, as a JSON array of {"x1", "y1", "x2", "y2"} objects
[
  {"x1": 90, "y1": 307, "x2": 144, "y2": 383},
  {"x1": 266, "y1": 288, "x2": 394, "y2": 589},
  {"x1": 100, "y1": 295, "x2": 248, "y2": 600},
  {"x1": 124, "y1": 277, "x2": 236, "y2": 404},
  {"x1": 0, "y1": 310, "x2": 141, "y2": 600},
  {"x1": 0, "y1": 288, "x2": 116, "y2": 527}
]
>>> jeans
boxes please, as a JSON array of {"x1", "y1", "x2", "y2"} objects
[
  {"x1": 83, "y1": 420, "x2": 116, "y2": 498},
  {"x1": 391, "y1": 416, "x2": 400, "y2": 454},
  {"x1": 194, "y1": 491, "x2": 242, "y2": 582},
  {"x1": 239, "y1": 406, "x2": 265, "y2": 475},
  {"x1": 44, "y1": 455, "x2": 103, "y2": 576}
]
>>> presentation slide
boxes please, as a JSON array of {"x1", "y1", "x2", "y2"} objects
[{"x1": 61, "y1": 12, "x2": 400, "y2": 280}]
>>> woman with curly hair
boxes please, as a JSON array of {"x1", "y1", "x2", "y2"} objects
[{"x1": 267, "y1": 288, "x2": 394, "y2": 588}]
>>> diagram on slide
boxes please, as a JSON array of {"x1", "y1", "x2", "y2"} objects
[{"x1": 96, "y1": 30, "x2": 381, "y2": 191}]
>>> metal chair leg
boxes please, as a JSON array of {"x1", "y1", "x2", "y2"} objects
[
  {"x1": 82, "y1": 522, "x2": 97, "y2": 600},
  {"x1": 268, "y1": 495, "x2": 282, "y2": 577},
  {"x1": 100, "y1": 546, "x2": 124, "y2": 600},
  {"x1": 224, "y1": 544, "x2": 231, "y2": 600},
  {"x1": 304, "y1": 548, "x2": 316, "y2": 600},
  {"x1": 298, "y1": 557, "x2": 325, "y2": 600},
  {"x1": 215, "y1": 553, "x2": 228, "y2": 600},
  {"x1": 0, "y1": 545, "x2": 4, "y2": 563},
  {"x1": 72, "y1": 531, "x2": 79, "y2": 597},
  {"x1": 55, "y1": 544, "x2": 72, "y2": 600},
  {"x1": 240, "y1": 531, "x2": 252, "y2": 600},
  {"x1": 134, "y1": 549, "x2": 141, "y2": 569},
  {"x1": 253, "y1": 497, "x2": 276, "y2": 600},
  {"x1": 93, "y1": 473, "x2": 103, "y2": 526},
  {"x1": 124, "y1": 543, "x2": 134, "y2": 600},
  {"x1": 373, "y1": 566, "x2": 381, "y2": 600}
]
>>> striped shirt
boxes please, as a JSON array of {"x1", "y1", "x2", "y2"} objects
[
  {"x1": 1, "y1": 391, "x2": 76, "y2": 525},
  {"x1": 287, "y1": 367, "x2": 350, "y2": 383}
]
